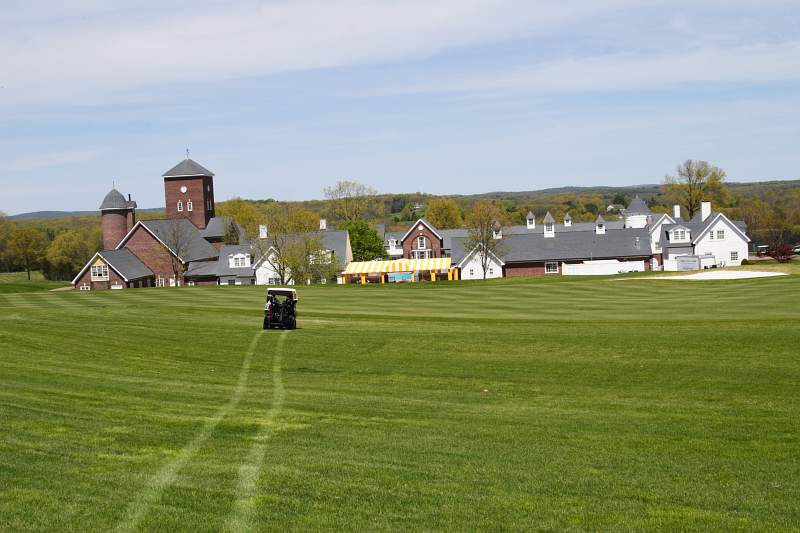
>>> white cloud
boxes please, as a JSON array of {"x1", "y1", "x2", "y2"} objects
[
  {"x1": 2, "y1": 149, "x2": 98, "y2": 173},
  {"x1": 0, "y1": 0, "x2": 658, "y2": 105},
  {"x1": 404, "y1": 41, "x2": 800, "y2": 94}
]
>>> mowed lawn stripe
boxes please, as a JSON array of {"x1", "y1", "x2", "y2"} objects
[{"x1": 1, "y1": 275, "x2": 798, "y2": 531}]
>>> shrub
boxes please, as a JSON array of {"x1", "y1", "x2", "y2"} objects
[
  {"x1": 740, "y1": 258, "x2": 751, "y2": 265},
  {"x1": 768, "y1": 244, "x2": 794, "y2": 263}
]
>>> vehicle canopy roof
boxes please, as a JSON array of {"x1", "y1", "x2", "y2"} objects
[{"x1": 267, "y1": 288, "x2": 298, "y2": 301}]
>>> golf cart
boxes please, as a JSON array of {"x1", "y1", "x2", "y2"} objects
[{"x1": 263, "y1": 288, "x2": 298, "y2": 330}]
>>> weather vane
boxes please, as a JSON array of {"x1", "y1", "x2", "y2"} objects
[{"x1": 186, "y1": 147, "x2": 190, "y2": 159}]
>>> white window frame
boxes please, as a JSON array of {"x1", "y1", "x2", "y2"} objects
[
  {"x1": 730, "y1": 251, "x2": 738, "y2": 261},
  {"x1": 717, "y1": 230, "x2": 725, "y2": 240},
  {"x1": 91, "y1": 264, "x2": 109, "y2": 281},
  {"x1": 469, "y1": 268, "x2": 474, "y2": 277},
  {"x1": 187, "y1": 199, "x2": 193, "y2": 211},
  {"x1": 545, "y1": 262, "x2": 559, "y2": 274},
  {"x1": 79, "y1": 284, "x2": 91, "y2": 291},
  {"x1": 417, "y1": 235, "x2": 426, "y2": 249},
  {"x1": 545, "y1": 223, "x2": 554, "y2": 233},
  {"x1": 177, "y1": 200, "x2": 183, "y2": 212}
]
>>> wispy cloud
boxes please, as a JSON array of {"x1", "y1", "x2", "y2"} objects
[
  {"x1": 2, "y1": 149, "x2": 98, "y2": 174},
  {"x1": 401, "y1": 41, "x2": 800, "y2": 94}
]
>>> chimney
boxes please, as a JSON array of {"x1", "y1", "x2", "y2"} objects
[
  {"x1": 259, "y1": 225, "x2": 268, "y2": 239},
  {"x1": 700, "y1": 201, "x2": 711, "y2": 221},
  {"x1": 319, "y1": 218, "x2": 327, "y2": 231},
  {"x1": 673, "y1": 205, "x2": 681, "y2": 219},
  {"x1": 128, "y1": 194, "x2": 131, "y2": 201}
]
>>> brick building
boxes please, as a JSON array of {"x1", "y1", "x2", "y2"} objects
[{"x1": 73, "y1": 158, "x2": 229, "y2": 290}]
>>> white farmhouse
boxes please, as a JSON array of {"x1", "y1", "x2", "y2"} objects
[{"x1": 660, "y1": 201, "x2": 750, "y2": 271}]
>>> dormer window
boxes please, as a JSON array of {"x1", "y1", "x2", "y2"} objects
[
  {"x1": 177, "y1": 200, "x2": 184, "y2": 212},
  {"x1": 229, "y1": 253, "x2": 251, "y2": 268}
]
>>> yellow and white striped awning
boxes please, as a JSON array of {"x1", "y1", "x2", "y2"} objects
[{"x1": 344, "y1": 257, "x2": 451, "y2": 275}]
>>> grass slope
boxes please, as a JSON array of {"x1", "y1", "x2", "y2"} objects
[
  {"x1": 1, "y1": 275, "x2": 798, "y2": 531},
  {"x1": 0, "y1": 271, "x2": 70, "y2": 294}
]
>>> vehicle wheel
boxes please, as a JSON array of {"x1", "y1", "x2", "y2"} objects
[{"x1": 287, "y1": 316, "x2": 296, "y2": 330}]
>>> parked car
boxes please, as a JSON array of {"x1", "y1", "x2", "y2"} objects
[{"x1": 263, "y1": 288, "x2": 298, "y2": 330}]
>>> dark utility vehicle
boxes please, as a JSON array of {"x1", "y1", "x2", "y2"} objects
[{"x1": 263, "y1": 288, "x2": 298, "y2": 330}]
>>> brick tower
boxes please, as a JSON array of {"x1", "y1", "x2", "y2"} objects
[
  {"x1": 100, "y1": 188, "x2": 137, "y2": 250},
  {"x1": 162, "y1": 158, "x2": 215, "y2": 229}
]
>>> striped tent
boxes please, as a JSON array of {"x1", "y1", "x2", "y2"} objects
[{"x1": 344, "y1": 257, "x2": 451, "y2": 275}]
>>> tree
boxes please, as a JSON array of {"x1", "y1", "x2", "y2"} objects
[
  {"x1": 425, "y1": 198, "x2": 462, "y2": 229},
  {"x1": 44, "y1": 230, "x2": 91, "y2": 280},
  {"x1": 224, "y1": 219, "x2": 240, "y2": 245},
  {"x1": 662, "y1": 160, "x2": 731, "y2": 219},
  {"x1": 6, "y1": 227, "x2": 48, "y2": 280},
  {"x1": 216, "y1": 197, "x2": 262, "y2": 238},
  {"x1": 255, "y1": 203, "x2": 321, "y2": 285},
  {"x1": 323, "y1": 180, "x2": 378, "y2": 222},
  {"x1": 163, "y1": 219, "x2": 194, "y2": 287},
  {"x1": 464, "y1": 201, "x2": 506, "y2": 280},
  {"x1": 337, "y1": 221, "x2": 386, "y2": 261}
]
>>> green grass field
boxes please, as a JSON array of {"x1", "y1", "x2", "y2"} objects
[
  {"x1": 1, "y1": 273, "x2": 798, "y2": 531},
  {"x1": 0, "y1": 271, "x2": 70, "y2": 294}
]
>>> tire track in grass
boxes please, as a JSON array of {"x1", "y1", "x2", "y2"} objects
[
  {"x1": 115, "y1": 330, "x2": 265, "y2": 533},
  {"x1": 226, "y1": 330, "x2": 287, "y2": 533}
]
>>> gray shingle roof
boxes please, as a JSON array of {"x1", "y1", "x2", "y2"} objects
[
  {"x1": 499, "y1": 227, "x2": 651, "y2": 262},
  {"x1": 625, "y1": 195, "x2": 651, "y2": 214},
  {"x1": 162, "y1": 158, "x2": 214, "y2": 177},
  {"x1": 98, "y1": 249, "x2": 153, "y2": 280},
  {"x1": 200, "y1": 216, "x2": 247, "y2": 242},
  {"x1": 214, "y1": 244, "x2": 257, "y2": 277},
  {"x1": 526, "y1": 211, "x2": 534, "y2": 219},
  {"x1": 185, "y1": 260, "x2": 220, "y2": 277},
  {"x1": 596, "y1": 214, "x2": 606, "y2": 224},
  {"x1": 99, "y1": 189, "x2": 136, "y2": 210},
  {"x1": 543, "y1": 211, "x2": 555, "y2": 224},
  {"x1": 139, "y1": 219, "x2": 219, "y2": 262}
]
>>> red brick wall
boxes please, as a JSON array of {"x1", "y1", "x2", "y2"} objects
[
  {"x1": 123, "y1": 226, "x2": 182, "y2": 283},
  {"x1": 402, "y1": 224, "x2": 442, "y2": 258},
  {"x1": 164, "y1": 177, "x2": 214, "y2": 229},
  {"x1": 505, "y1": 262, "x2": 547, "y2": 276},
  {"x1": 101, "y1": 211, "x2": 128, "y2": 250}
]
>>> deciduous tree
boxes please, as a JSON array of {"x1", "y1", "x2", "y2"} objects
[
  {"x1": 337, "y1": 220, "x2": 386, "y2": 261},
  {"x1": 6, "y1": 227, "x2": 48, "y2": 280},
  {"x1": 216, "y1": 197, "x2": 262, "y2": 239},
  {"x1": 323, "y1": 180, "x2": 378, "y2": 222},
  {"x1": 425, "y1": 198, "x2": 462, "y2": 229},
  {"x1": 662, "y1": 160, "x2": 731, "y2": 219},
  {"x1": 44, "y1": 230, "x2": 91, "y2": 280},
  {"x1": 464, "y1": 201, "x2": 506, "y2": 280}
]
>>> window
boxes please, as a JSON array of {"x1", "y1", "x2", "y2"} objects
[
  {"x1": 469, "y1": 268, "x2": 474, "y2": 276},
  {"x1": 80, "y1": 284, "x2": 91, "y2": 291},
  {"x1": 268, "y1": 277, "x2": 280, "y2": 285},
  {"x1": 730, "y1": 251, "x2": 738, "y2": 261},
  {"x1": 91, "y1": 264, "x2": 109, "y2": 281},
  {"x1": 545, "y1": 223, "x2": 554, "y2": 232},
  {"x1": 545, "y1": 262, "x2": 558, "y2": 274},
  {"x1": 187, "y1": 200, "x2": 193, "y2": 211},
  {"x1": 488, "y1": 267, "x2": 494, "y2": 275},
  {"x1": 717, "y1": 230, "x2": 725, "y2": 240},
  {"x1": 673, "y1": 229, "x2": 686, "y2": 241},
  {"x1": 227, "y1": 280, "x2": 236, "y2": 285},
  {"x1": 177, "y1": 200, "x2": 183, "y2": 212},
  {"x1": 417, "y1": 236, "x2": 426, "y2": 249},
  {"x1": 230, "y1": 254, "x2": 251, "y2": 268}
]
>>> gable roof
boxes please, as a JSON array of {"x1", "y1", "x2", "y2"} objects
[
  {"x1": 691, "y1": 212, "x2": 750, "y2": 244},
  {"x1": 543, "y1": 212, "x2": 555, "y2": 224},
  {"x1": 72, "y1": 249, "x2": 153, "y2": 284},
  {"x1": 497, "y1": 228, "x2": 651, "y2": 263},
  {"x1": 596, "y1": 214, "x2": 606, "y2": 224},
  {"x1": 625, "y1": 195, "x2": 651, "y2": 214},
  {"x1": 117, "y1": 219, "x2": 219, "y2": 263},
  {"x1": 401, "y1": 218, "x2": 443, "y2": 243},
  {"x1": 162, "y1": 158, "x2": 214, "y2": 178}
]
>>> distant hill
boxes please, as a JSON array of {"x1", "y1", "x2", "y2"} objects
[{"x1": 9, "y1": 207, "x2": 163, "y2": 220}]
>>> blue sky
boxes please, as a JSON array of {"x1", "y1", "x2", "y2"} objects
[{"x1": 1, "y1": 0, "x2": 799, "y2": 214}]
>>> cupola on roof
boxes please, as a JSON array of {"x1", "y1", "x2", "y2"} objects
[{"x1": 625, "y1": 195, "x2": 651, "y2": 215}]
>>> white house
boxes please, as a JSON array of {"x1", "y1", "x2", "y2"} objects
[
  {"x1": 456, "y1": 246, "x2": 505, "y2": 280},
  {"x1": 661, "y1": 201, "x2": 750, "y2": 271}
]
